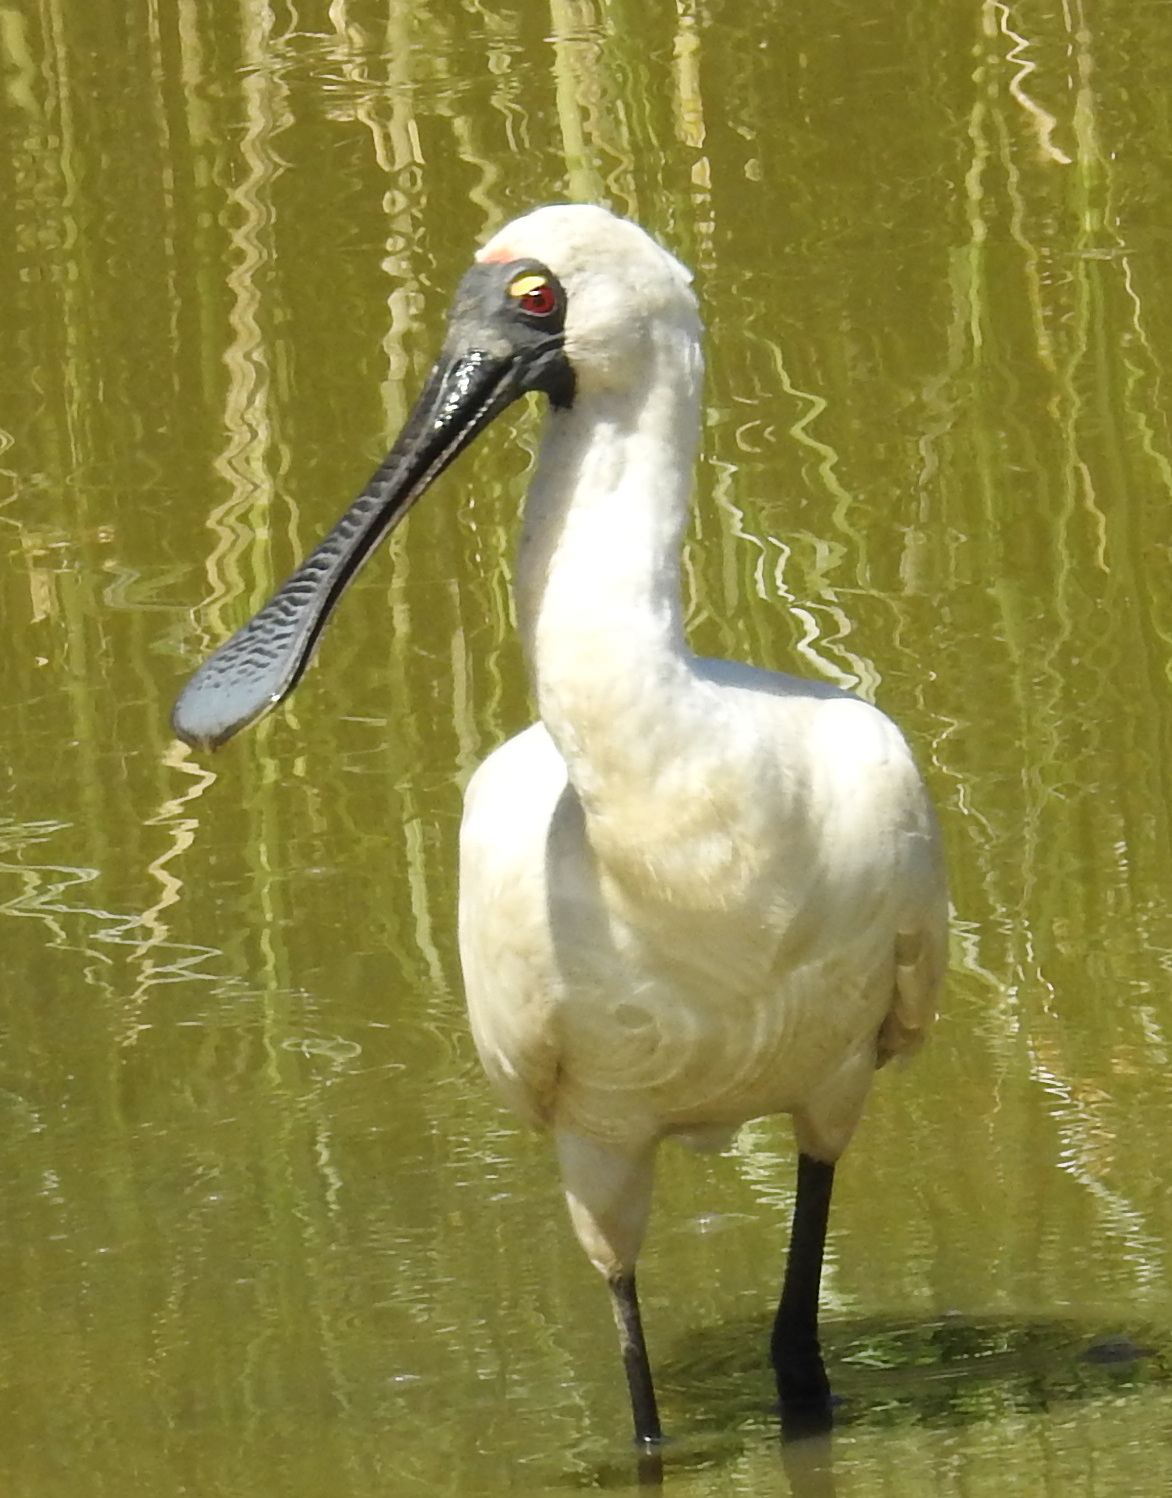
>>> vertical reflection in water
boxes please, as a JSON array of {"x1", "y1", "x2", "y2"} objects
[
  {"x1": 120, "y1": 741, "x2": 219, "y2": 1043},
  {"x1": 30, "y1": 0, "x2": 85, "y2": 466},
  {"x1": 990, "y1": 1, "x2": 1072, "y2": 167},
  {"x1": 672, "y1": 2, "x2": 704, "y2": 174},
  {"x1": 445, "y1": 5, "x2": 512, "y2": 231},
  {"x1": 328, "y1": 0, "x2": 426, "y2": 432},
  {"x1": 1033, "y1": 6, "x2": 1172, "y2": 1289},
  {"x1": 762, "y1": 342, "x2": 880, "y2": 698},
  {"x1": 199, "y1": 0, "x2": 291, "y2": 642},
  {"x1": 548, "y1": 0, "x2": 607, "y2": 203},
  {"x1": 1, "y1": 0, "x2": 55, "y2": 494},
  {"x1": 908, "y1": 0, "x2": 1172, "y2": 1323}
]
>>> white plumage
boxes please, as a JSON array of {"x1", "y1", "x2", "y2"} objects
[
  {"x1": 455, "y1": 206, "x2": 947, "y2": 1436},
  {"x1": 172, "y1": 202, "x2": 948, "y2": 1448}
]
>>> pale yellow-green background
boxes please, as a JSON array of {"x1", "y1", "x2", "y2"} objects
[{"x1": 3, "y1": 0, "x2": 1172, "y2": 1493}]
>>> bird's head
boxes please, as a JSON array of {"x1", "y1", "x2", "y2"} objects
[
  {"x1": 171, "y1": 205, "x2": 697, "y2": 750},
  {"x1": 471, "y1": 204, "x2": 700, "y2": 397}
]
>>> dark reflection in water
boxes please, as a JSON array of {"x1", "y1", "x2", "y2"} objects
[
  {"x1": 578, "y1": 1312, "x2": 1164, "y2": 1493},
  {"x1": 665, "y1": 1311, "x2": 1162, "y2": 1434}
]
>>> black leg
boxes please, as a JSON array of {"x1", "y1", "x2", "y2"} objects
[
  {"x1": 772, "y1": 1152, "x2": 835, "y2": 1431},
  {"x1": 608, "y1": 1270, "x2": 663, "y2": 1447}
]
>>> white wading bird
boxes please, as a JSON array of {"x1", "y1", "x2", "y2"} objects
[{"x1": 172, "y1": 204, "x2": 948, "y2": 1446}]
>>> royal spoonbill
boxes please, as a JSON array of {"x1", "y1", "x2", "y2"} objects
[{"x1": 172, "y1": 204, "x2": 949, "y2": 1444}]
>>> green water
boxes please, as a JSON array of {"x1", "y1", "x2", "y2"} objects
[{"x1": 3, "y1": 0, "x2": 1172, "y2": 1493}]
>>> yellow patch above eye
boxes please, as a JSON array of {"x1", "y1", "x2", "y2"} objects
[{"x1": 508, "y1": 273, "x2": 548, "y2": 299}]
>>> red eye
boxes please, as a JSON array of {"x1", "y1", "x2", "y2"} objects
[{"x1": 519, "y1": 283, "x2": 557, "y2": 317}]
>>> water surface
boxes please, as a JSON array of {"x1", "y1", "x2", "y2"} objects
[{"x1": 3, "y1": 1, "x2": 1172, "y2": 1493}]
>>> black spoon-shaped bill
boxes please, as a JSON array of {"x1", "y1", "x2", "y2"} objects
[
  {"x1": 170, "y1": 288, "x2": 571, "y2": 753},
  {"x1": 171, "y1": 352, "x2": 506, "y2": 749}
]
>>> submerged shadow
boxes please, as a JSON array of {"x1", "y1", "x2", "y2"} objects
[
  {"x1": 565, "y1": 1311, "x2": 1165, "y2": 1491},
  {"x1": 663, "y1": 1308, "x2": 1164, "y2": 1432}
]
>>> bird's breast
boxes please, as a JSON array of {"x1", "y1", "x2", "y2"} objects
[
  {"x1": 543, "y1": 825, "x2": 901, "y2": 1141},
  {"x1": 457, "y1": 715, "x2": 929, "y2": 1149}
]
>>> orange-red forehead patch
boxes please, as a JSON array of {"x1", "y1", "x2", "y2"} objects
[{"x1": 476, "y1": 242, "x2": 517, "y2": 264}]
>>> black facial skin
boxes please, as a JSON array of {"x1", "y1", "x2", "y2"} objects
[
  {"x1": 171, "y1": 259, "x2": 575, "y2": 751},
  {"x1": 443, "y1": 259, "x2": 576, "y2": 410}
]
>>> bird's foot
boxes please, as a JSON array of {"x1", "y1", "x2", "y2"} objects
[
  {"x1": 632, "y1": 1438, "x2": 665, "y2": 1489},
  {"x1": 773, "y1": 1345, "x2": 835, "y2": 1440},
  {"x1": 777, "y1": 1390, "x2": 835, "y2": 1443}
]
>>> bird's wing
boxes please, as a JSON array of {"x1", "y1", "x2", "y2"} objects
[
  {"x1": 799, "y1": 687, "x2": 949, "y2": 1067},
  {"x1": 880, "y1": 870, "x2": 949, "y2": 1064},
  {"x1": 458, "y1": 724, "x2": 569, "y2": 1126}
]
